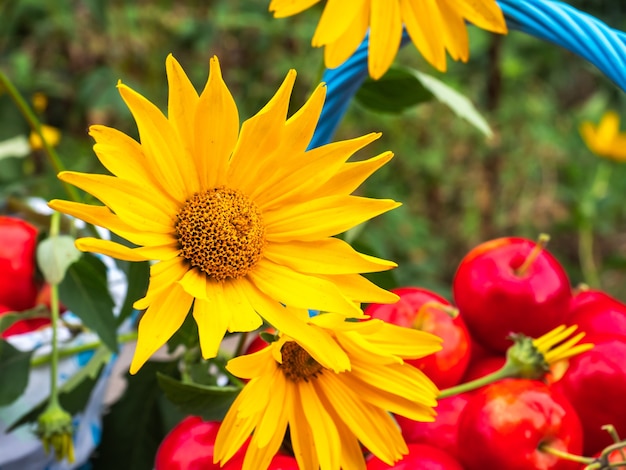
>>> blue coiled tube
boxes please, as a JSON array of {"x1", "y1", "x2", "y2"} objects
[{"x1": 310, "y1": 0, "x2": 626, "y2": 148}]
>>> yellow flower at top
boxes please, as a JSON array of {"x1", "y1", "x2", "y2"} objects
[
  {"x1": 49, "y1": 55, "x2": 400, "y2": 374},
  {"x1": 579, "y1": 111, "x2": 626, "y2": 162},
  {"x1": 269, "y1": 0, "x2": 508, "y2": 79},
  {"x1": 214, "y1": 310, "x2": 442, "y2": 470},
  {"x1": 30, "y1": 125, "x2": 61, "y2": 150}
]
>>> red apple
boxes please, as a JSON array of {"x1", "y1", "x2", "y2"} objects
[
  {"x1": 366, "y1": 443, "x2": 464, "y2": 469},
  {"x1": 453, "y1": 236, "x2": 571, "y2": 352},
  {"x1": 395, "y1": 393, "x2": 471, "y2": 461},
  {"x1": 567, "y1": 289, "x2": 626, "y2": 339},
  {"x1": 365, "y1": 287, "x2": 471, "y2": 389},
  {"x1": 551, "y1": 334, "x2": 626, "y2": 456},
  {"x1": 457, "y1": 379, "x2": 583, "y2": 470}
]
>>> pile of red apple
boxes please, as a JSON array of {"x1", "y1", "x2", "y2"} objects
[
  {"x1": 155, "y1": 235, "x2": 626, "y2": 470},
  {"x1": 364, "y1": 236, "x2": 626, "y2": 469},
  {"x1": 0, "y1": 215, "x2": 56, "y2": 337}
]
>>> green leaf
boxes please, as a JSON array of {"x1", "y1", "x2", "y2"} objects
[
  {"x1": 157, "y1": 373, "x2": 240, "y2": 421},
  {"x1": 411, "y1": 70, "x2": 493, "y2": 138},
  {"x1": 36, "y1": 235, "x2": 82, "y2": 285},
  {"x1": 58, "y1": 253, "x2": 118, "y2": 352},
  {"x1": 0, "y1": 305, "x2": 48, "y2": 335},
  {"x1": 92, "y1": 360, "x2": 180, "y2": 470},
  {"x1": 117, "y1": 260, "x2": 149, "y2": 326},
  {"x1": 0, "y1": 339, "x2": 33, "y2": 406},
  {"x1": 355, "y1": 67, "x2": 433, "y2": 114},
  {"x1": 7, "y1": 348, "x2": 108, "y2": 431}
]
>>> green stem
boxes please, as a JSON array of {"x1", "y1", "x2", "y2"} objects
[
  {"x1": 233, "y1": 331, "x2": 250, "y2": 358},
  {"x1": 0, "y1": 71, "x2": 80, "y2": 203},
  {"x1": 579, "y1": 221, "x2": 600, "y2": 289},
  {"x1": 31, "y1": 331, "x2": 138, "y2": 368},
  {"x1": 48, "y1": 212, "x2": 62, "y2": 407},
  {"x1": 539, "y1": 445, "x2": 592, "y2": 465},
  {"x1": 438, "y1": 366, "x2": 515, "y2": 399}
]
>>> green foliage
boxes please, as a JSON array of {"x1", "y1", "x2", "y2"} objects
[
  {"x1": 91, "y1": 360, "x2": 183, "y2": 470},
  {"x1": 0, "y1": 340, "x2": 33, "y2": 406},
  {"x1": 58, "y1": 253, "x2": 117, "y2": 352},
  {"x1": 157, "y1": 373, "x2": 240, "y2": 421}
]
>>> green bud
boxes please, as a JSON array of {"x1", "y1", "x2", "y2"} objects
[{"x1": 36, "y1": 402, "x2": 75, "y2": 463}]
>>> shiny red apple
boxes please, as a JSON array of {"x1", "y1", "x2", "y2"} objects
[
  {"x1": 366, "y1": 442, "x2": 464, "y2": 469},
  {"x1": 457, "y1": 379, "x2": 583, "y2": 470},
  {"x1": 453, "y1": 237, "x2": 571, "y2": 352},
  {"x1": 567, "y1": 288, "x2": 626, "y2": 339}
]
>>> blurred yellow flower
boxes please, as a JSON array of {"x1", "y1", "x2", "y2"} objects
[
  {"x1": 49, "y1": 55, "x2": 399, "y2": 374},
  {"x1": 269, "y1": 0, "x2": 508, "y2": 79},
  {"x1": 29, "y1": 125, "x2": 61, "y2": 150},
  {"x1": 214, "y1": 311, "x2": 442, "y2": 470},
  {"x1": 579, "y1": 111, "x2": 626, "y2": 162}
]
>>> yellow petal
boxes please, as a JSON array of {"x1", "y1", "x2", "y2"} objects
[
  {"x1": 401, "y1": 0, "x2": 447, "y2": 72},
  {"x1": 118, "y1": 83, "x2": 197, "y2": 200},
  {"x1": 75, "y1": 237, "x2": 148, "y2": 261},
  {"x1": 195, "y1": 56, "x2": 239, "y2": 189},
  {"x1": 314, "y1": 151, "x2": 394, "y2": 198},
  {"x1": 252, "y1": 132, "x2": 381, "y2": 209},
  {"x1": 368, "y1": 0, "x2": 403, "y2": 79},
  {"x1": 48, "y1": 200, "x2": 175, "y2": 248},
  {"x1": 264, "y1": 195, "x2": 400, "y2": 242},
  {"x1": 299, "y1": 380, "x2": 341, "y2": 469},
  {"x1": 227, "y1": 346, "x2": 275, "y2": 380},
  {"x1": 263, "y1": 237, "x2": 395, "y2": 274},
  {"x1": 248, "y1": 258, "x2": 361, "y2": 316},
  {"x1": 58, "y1": 172, "x2": 176, "y2": 234},
  {"x1": 454, "y1": 0, "x2": 508, "y2": 34},
  {"x1": 438, "y1": 1, "x2": 470, "y2": 62},
  {"x1": 323, "y1": 273, "x2": 399, "y2": 304},
  {"x1": 133, "y1": 257, "x2": 189, "y2": 310},
  {"x1": 323, "y1": 2, "x2": 369, "y2": 69},
  {"x1": 178, "y1": 268, "x2": 208, "y2": 300},
  {"x1": 166, "y1": 54, "x2": 200, "y2": 166},
  {"x1": 290, "y1": 389, "x2": 321, "y2": 469},
  {"x1": 193, "y1": 298, "x2": 229, "y2": 359},
  {"x1": 130, "y1": 284, "x2": 193, "y2": 374},
  {"x1": 241, "y1": 279, "x2": 351, "y2": 372},
  {"x1": 227, "y1": 70, "x2": 295, "y2": 191},
  {"x1": 223, "y1": 279, "x2": 263, "y2": 332},
  {"x1": 312, "y1": 0, "x2": 368, "y2": 46},
  {"x1": 269, "y1": 0, "x2": 321, "y2": 17}
]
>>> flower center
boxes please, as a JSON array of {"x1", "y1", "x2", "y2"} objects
[
  {"x1": 175, "y1": 187, "x2": 265, "y2": 281},
  {"x1": 279, "y1": 341, "x2": 325, "y2": 383}
]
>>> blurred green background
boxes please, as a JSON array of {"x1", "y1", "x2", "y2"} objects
[{"x1": 1, "y1": 0, "x2": 626, "y2": 300}]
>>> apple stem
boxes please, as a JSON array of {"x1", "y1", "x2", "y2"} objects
[
  {"x1": 413, "y1": 301, "x2": 459, "y2": 329},
  {"x1": 538, "y1": 444, "x2": 592, "y2": 465},
  {"x1": 515, "y1": 233, "x2": 550, "y2": 276}
]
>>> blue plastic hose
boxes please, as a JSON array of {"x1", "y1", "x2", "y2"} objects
[{"x1": 310, "y1": 0, "x2": 626, "y2": 148}]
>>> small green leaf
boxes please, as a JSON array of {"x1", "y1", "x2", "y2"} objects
[
  {"x1": 59, "y1": 253, "x2": 118, "y2": 352},
  {"x1": 411, "y1": 70, "x2": 493, "y2": 138},
  {"x1": 0, "y1": 339, "x2": 33, "y2": 406},
  {"x1": 0, "y1": 135, "x2": 30, "y2": 160},
  {"x1": 157, "y1": 373, "x2": 240, "y2": 421},
  {"x1": 0, "y1": 305, "x2": 48, "y2": 335},
  {"x1": 36, "y1": 235, "x2": 82, "y2": 285},
  {"x1": 355, "y1": 67, "x2": 433, "y2": 114}
]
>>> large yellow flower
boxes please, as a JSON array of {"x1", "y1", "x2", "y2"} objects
[
  {"x1": 214, "y1": 311, "x2": 442, "y2": 470},
  {"x1": 49, "y1": 55, "x2": 400, "y2": 373},
  {"x1": 270, "y1": 0, "x2": 508, "y2": 79}
]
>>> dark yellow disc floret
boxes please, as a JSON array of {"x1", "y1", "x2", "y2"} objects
[
  {"x1": 175, "y1": 187, "x2": 265, "y2": 281},
  {"x1": 279, "y1": 341, "x2": 325, "y2": 383}
]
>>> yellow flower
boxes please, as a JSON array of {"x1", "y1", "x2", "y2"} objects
[
  {"x1": 214, "y1": 311, "x2": 442, "y2": 470},
  {"x1": 49, "y1": 55, "x2": 399, "y2": 374},
  {"x1": 579, "y1": 111, "x2": 626, "y2": 162},
  {"x1": 532, "y1": 324, "x2": 593, "y2": 366},
  {"x1": 269, "y1": 0, "x2": 508, "y2": 79},
  {"x1": 29, "y1": 124, "x2": 61, "y2": 150}
]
